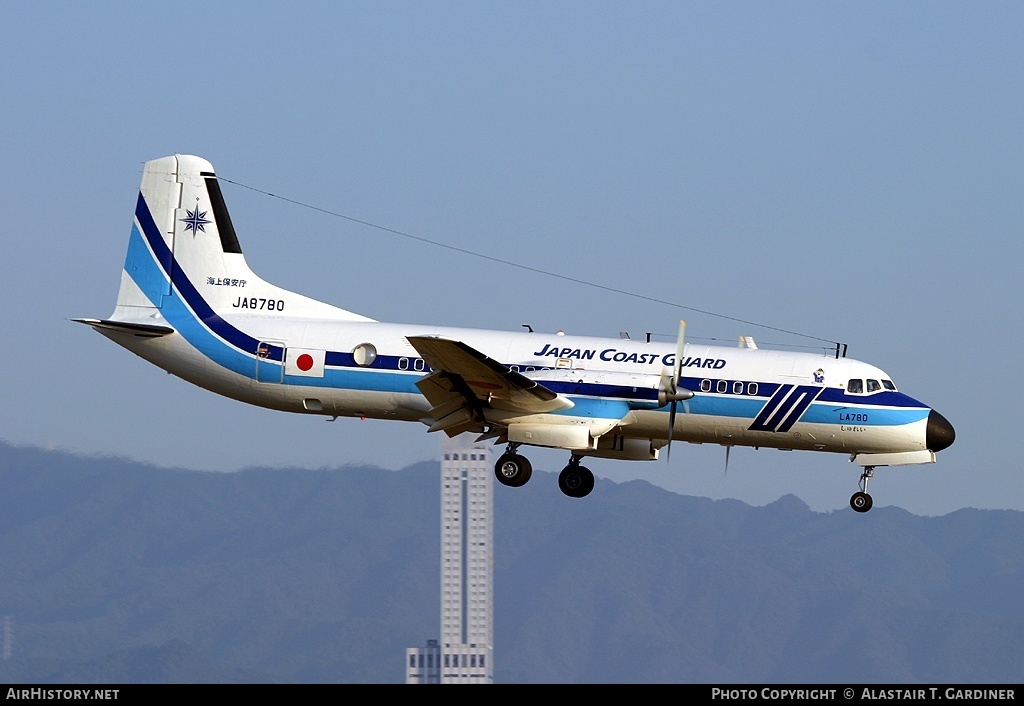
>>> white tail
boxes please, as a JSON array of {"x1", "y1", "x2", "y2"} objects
[{"x1": 111, "y1": 154, "x2": 372, "y2": 325}]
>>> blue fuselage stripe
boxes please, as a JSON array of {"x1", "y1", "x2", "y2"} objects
[{"x1": 128, "y1": 194, "x2": 931, "y2": 430}]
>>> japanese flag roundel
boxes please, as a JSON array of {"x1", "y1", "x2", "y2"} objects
[{"x1": 285, "y1": 348, "x2": 326, "y2": 378}]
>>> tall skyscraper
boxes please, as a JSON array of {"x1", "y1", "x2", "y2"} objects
[{"x1": 406, "y1": 435, "x2": 494, "y2": 684}]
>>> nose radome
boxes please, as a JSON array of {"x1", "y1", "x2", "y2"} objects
[{"x1": 927, "y1": 410, "x2": 956, "y2": 452}]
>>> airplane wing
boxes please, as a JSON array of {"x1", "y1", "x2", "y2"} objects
[{"x1": 407, "y1": 335, "x2": 574, "y2": 436}]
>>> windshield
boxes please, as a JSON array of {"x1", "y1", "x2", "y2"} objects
[{"x1": 847, "y1": 378, "x2": 897, "y2": 394}]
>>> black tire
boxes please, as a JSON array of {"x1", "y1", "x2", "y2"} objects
[
  {"x1": 558, "y1": 464, "x2": 595, "y2": 498},
  {"x1": 494, "y1": 453, "x2": 532, "y2": 488},
  {"x1": 850, "y1": 491, "x2": 873, "y2": 513}
]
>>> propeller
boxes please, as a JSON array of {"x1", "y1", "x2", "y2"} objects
[{"x1": 658, "y1": 320, "x2": 695, "y2": 461}]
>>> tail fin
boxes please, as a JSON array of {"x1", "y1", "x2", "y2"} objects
[{"x1": 107, "y1": 154, "x2": 373, "y2": 326}]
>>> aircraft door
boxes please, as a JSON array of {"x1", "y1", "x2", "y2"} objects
[{"x1": 256, "y1": 340, "x2": 285, "y2": 383}]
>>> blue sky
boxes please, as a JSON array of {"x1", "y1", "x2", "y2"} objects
[{"x1": 2, "y1": 1, "x2": 1020, "y2": 516}]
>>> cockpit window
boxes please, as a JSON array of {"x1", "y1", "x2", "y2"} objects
[{"x1": 848, "y1": 378, "x2": 896, "y2": 394}]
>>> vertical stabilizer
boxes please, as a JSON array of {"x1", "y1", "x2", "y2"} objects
[{"x1": 109, "y1": 154, "x2": 373, "y2": 325}]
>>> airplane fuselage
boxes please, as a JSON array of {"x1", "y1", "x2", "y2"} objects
[
  {"x1": 104, "y1": 316, "x2": 934, "y2": 460},
  {"x1": 77, "y1": 154, "x2": 955, "y2": 511}
]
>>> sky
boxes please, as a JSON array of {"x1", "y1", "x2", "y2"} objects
[{"x1": 2, "y1": 1, "x2": 1020, "y2": 517}]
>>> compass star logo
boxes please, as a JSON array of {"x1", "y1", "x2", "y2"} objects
[{"x1": 180, "y1": 207, "x2": 212, "y2": 234}]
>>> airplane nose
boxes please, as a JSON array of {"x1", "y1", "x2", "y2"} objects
[{"x1": 927, "y1": 410, "x2": 955, "y2": 452}]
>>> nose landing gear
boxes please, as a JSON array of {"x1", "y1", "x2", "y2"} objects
[{"x1": 850, "y1": 467, "x2": 874, "y2": 513}]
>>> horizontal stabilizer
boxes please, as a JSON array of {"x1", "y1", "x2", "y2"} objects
[{"x1": 71, "y1": 318, "x2": 174, "y2": 338}]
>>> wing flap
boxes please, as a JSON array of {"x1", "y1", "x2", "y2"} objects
[{"x1": 415, "y1": 372, "x2": 488, "y2": 436}]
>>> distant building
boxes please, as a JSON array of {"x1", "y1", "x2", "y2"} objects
[
  {"x1": 405, "y1": 639, "x2": 441, "y2": 684},
  {"x1": 406, "y1": 435, "x2": 494, "y2": 684}
]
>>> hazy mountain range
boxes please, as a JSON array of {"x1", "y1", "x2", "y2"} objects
[{"x1": 0, "y1": 440, "x2": 1020, "y2": 684}]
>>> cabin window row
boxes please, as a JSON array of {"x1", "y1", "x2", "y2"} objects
[
  {"x1": 701, "y1": 379, "x2": 759, "y2": 396},
  {"x1": 358, "y1": 351, "x2": 890, "y2": 400},
  {"x1": 398, "y1": 357, "x2": 428, "y2": 372},
  {"x1": 508, "y1": 365, "x2": 541, "y2": 373},
  {"x1": 361, "y1": 351, "x2": 897, "y2": 399}
]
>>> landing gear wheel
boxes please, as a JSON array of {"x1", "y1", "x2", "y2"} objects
[
  {"x1": 851, "y1": 466, "x2": 875, "y2": 513},
  {"x1": 558, "y1": 463, "x2": 595, "y2": 498},
  {"x1": 850, "y1": 491, "x2": 873, "y2": 513},
  {"x1": 495, "y1": 453, "x2": 532, "y2": 488}
]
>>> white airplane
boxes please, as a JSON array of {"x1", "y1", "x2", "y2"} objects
[{"x1": 75, "y1": 155, "x2": 955, "y2": 512}]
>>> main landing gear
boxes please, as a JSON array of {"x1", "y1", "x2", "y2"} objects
[
  {"x1": 493, "y1": 445, "x2": 595, "y2": 499},
  {"x1": 850, "y1": 467, "x2": 874, "y2": 513},
  {"x1": 494, "y1": 443, "x2": 532, "y2": 487},
  {"x1": 557, "y1": 455, "x2": 595, "y2": 499}
]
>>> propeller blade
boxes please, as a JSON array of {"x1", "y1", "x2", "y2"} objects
[
  {"x1": 673, "y1": 320, "x2": 686, "y2": 384},
  {"x1": 663, "y1": 319, "x2": 688, "y2": 463},
  {"x1": 667, "y1": 400, "x2": 677, "y2": 460}
]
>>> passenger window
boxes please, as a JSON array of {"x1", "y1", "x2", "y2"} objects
[
  {"x1": 848, "y1": 379, "x2": 863, "y2": 394},
  {"x1": 747, "y1": 382, "x2": 758, "y2": 396},
  {"x1": 701, "y1": 379, "x2": 711, "y2": 392},
  {"x1": 398, "y1": 357, "x2": 409, "y2": 370},
  {"x1": 414, "y1": 358, "x2": 425, "y2": 372},
  {"x1": 716, "y1": 380, "x2": 727, "y2": 393},
  {"x1": 732, "y1": 381, "x2": 743, "y2": 394},
  {"x1": 867, "y1": 379, "x2": 881, "y2": 393}
]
